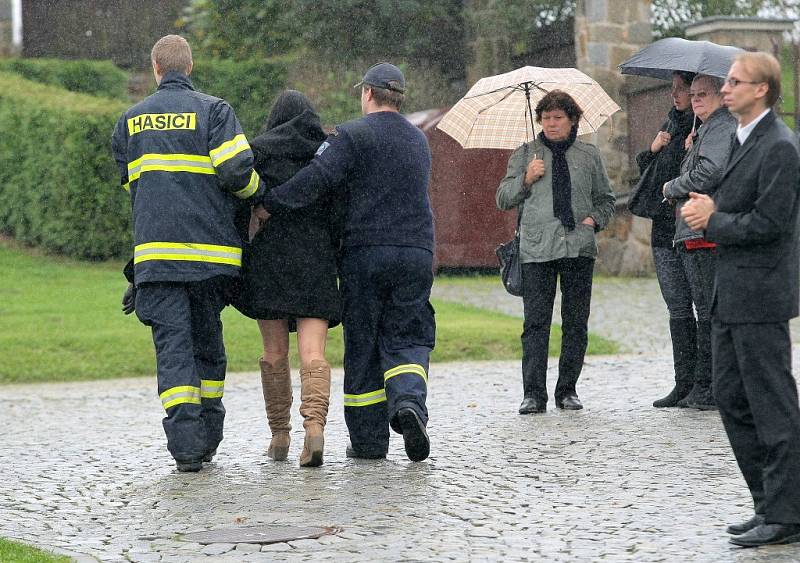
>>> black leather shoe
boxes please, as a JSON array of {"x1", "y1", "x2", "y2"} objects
[
  {"x1": 729, "y1": 523, "x2": 800, "y2": 547},
  {"x1": 202, "y1": 449, "x2": 217, "y2": 463},
  {"x1": 176, "y1": 460, "x2": 203, "y2": 472},
  {"x1": 519, "y1": 397, "x2": 546, "y2": 414},
  {"x1": 727, "y1": 514, "x2": 765, "y2": 535},
  {"x1": 555, "y1": 394, "x2": 583, "y2": 410},
  {"x1": 345, "y1": 443, "x2": 387, "y2": 460},
  {"x1": 396, "y1": 408, "x2": 430, "y2": 462}
]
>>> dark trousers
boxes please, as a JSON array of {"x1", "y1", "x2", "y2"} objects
[
  {"x1": 340, "y1": 246, "x2": 435, "y2": 454},
  {"x1": 521, "y1": 257, "x2": 594, "y2": 403},
  {"x1": 135, "y1": 277, "x2": 228, "y2": 463},
  {"x1": 713, "y1": 321, "x2": 800, "y2": 523},
  {"x1": 652, "y1": 245, "x2": 715, "y2": 321}
]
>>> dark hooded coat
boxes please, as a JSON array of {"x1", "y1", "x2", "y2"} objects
[{"x1": 234, "y1": 106, "x2": 342, "y2": 329}]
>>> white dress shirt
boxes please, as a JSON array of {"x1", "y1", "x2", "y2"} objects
[{"x1": 736, "y1": 108, "x2": 770, "y2": 145}]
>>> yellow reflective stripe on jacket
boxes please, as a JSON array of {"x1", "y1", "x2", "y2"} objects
[
  {"x1": 127, "y1": 153, "x2": 215, "y2": 182},
  {"x1": 134, "y1": 242, "x2": 242, "y2": 267},
  {"x1": 209, "y1": 134, "x2": 250, "y2": 167},
  {"x1": 122, "y1": 181, "x2": 130, "y2": 192},
  {"x1": 233, "y1": 169, "x2": 260, "y2": 199},
  {"x1": 384, "y1": 363, "x2": 428, "y2": 385},
  {"x1": 344, "y1": 388, "x2": 387, "y2": 407},
  {"x1": 200, "y1": 379, "x2": 224, "y2": 399},
  {"x1": 160, "y1": 385, "x2": 201, "y2": 410}
]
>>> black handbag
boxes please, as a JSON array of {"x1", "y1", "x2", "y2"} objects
[
  {"x1": 496, "y1": 201, "x2": 524, "y2": 297},
  {"x1": 628, "y1": 159, "x2": 661, "y2": 218}
]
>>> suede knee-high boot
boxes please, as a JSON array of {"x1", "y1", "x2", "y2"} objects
[
  {"x1": 298, "y1": 359, "x2": 331, "y2": 468},
  {"x1": 259, "y1": 357, "x2": 292, "y2": 460}
]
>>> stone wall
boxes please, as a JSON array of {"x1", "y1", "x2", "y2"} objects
[
  {"x1": 685, "y1": 16, "x2": 794, "y2": 55},
  {"x1": 575, "y1": 0, "x2": 654, "y2": 275}
]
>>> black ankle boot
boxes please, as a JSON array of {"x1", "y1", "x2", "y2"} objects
[{"x1": 654, "y1": 318, "x2": 696, "y2": 408}]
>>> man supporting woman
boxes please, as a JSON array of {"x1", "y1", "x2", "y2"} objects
[
  {"x1": 234, "y1": 90, "x2": 342, "y2": 467},
  {"x1": 496, "y1": 90, "x2": 616, "y2": 414}
]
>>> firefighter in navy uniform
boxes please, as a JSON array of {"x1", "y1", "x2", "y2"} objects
[
  {"x1": 111, "y1": 35, "x2": 262, "y2": 472},
  {"x1": 256, "y1": 63, "x2": 435, "y2": 462}
]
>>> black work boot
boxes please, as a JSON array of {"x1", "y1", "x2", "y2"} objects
[
  {"x1": 654, "y1": 318, "x2": 696, "y2": 408},
  {"x1": 176, "y1": 460, "x2": 203, "y2": 472},
  {"x1": 679, "y1": 320, "x2": 716, "y2": 410},
  {"x1": 396, "y1": 408, "x2": 430, "y2": 462}
]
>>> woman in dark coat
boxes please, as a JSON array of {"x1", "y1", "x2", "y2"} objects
[
  {"x1": 236, "y1": 90, "x2": 341, "y2": 468},
  {"x1": 630, "y1": 71, "x2": 697, "y2": 408}
]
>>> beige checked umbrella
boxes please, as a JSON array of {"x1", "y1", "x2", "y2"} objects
[{"x1": 437, "y1": 66, "x2": 620, "y2": 150}]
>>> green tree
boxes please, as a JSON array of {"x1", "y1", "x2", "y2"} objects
[
  {"x1": 181, "y1": 0, "x2": 467, "y2": 81},
  {"x1": 652, "y1": 0, "x2": 794, "y2": 38},
  {"x1": 179, "y1": 0, "x2": 300, "y2": 59},
  {"x1": 292, "y1": 0, "x2": 466, "y2": 81}
]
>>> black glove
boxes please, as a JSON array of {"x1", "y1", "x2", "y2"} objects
[{"x1": 122, "y1": 283, "x2": 136, "y2": 315}]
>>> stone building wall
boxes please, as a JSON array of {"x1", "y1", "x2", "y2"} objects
[{"x1": 574, "y1": 0, "x2": 654, "y2": 275}]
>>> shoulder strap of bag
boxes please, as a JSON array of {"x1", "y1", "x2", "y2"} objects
[{"x1": 516, "y1": 143, "x2": 530, "y2": 237}]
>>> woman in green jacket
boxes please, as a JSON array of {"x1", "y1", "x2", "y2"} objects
[{"x1": 496, "y1": 90, "x2": 616, "y2": 414}]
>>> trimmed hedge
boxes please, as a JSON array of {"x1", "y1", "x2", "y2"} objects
[
  {"x1": 0, "y1": 72, "x2": 131, "y2": 259},
  {"x1": 190, "y1": 57, "x2": 288, "y2": 137},
  {"x1": 0, "y1": 58, "x2": 129, "y2": 100}
]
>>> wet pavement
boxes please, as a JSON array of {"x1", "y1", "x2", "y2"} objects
[
  {"x1": 5, "y1": 275, "x2": 800, "y2": 561},
  {"x1": 432, "y1": 276, "x2": 800, "y2": 354},
  {"x1": 4, "y1": 354, "x2": 800, "y2": 562}
]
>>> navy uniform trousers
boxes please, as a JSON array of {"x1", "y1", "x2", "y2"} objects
[
  {"x1": 135, "y1": 276, "x2": 228, "y2": 463},
  {"x1": 341, "y1": 245, "x2": 436, "y2": 455}
]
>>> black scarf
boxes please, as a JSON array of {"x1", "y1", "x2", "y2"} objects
[{"x1": 538, "y1": 126, "x2": 578, "y2": 231}]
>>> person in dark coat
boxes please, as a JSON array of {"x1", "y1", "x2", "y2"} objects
[
  {"x1": 631, "y1": 71, "x2": 698, "y2": 408},
  {"x1": 661, "y1": 74, "x2": 737, "y2": 411},
  {"x1": 683, "y1": 51, "x2": 800, "y2": 547},
  {"x1": 235, "y1": 90, "x2": 342, "y2": 468}
]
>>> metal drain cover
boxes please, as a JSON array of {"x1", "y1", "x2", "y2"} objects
[{"x1": 182, "y1": 525, "x2": 337, "y2": 545}]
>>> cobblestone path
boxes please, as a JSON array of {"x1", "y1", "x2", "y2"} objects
[
  {"x1": 432, "y1": 276, "x2": 800, "y2": 354},
  {"x1": 4, "y1": 356, "x2": 800, "y2": 562}
]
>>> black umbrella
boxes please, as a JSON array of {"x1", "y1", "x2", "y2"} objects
[{"x1": 619, "y1": 37, "x2": 743, "y2": 80}]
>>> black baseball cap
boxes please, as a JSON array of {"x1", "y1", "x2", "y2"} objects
[{"x1": 354, "y1": 62, "x2": 406, "y2": 93}]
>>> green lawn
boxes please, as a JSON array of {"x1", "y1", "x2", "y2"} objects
[
  {"x1": 0, "y1": 242, "x2": 618, "y2": 384},
  {"x1": 0, "y1": 539, "x2": 69, "y2": 563}
]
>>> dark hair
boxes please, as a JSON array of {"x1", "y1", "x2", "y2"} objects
[
  {"x1": 364, "y1": 84, "x2": 405, "y2": 111},
  {"x1": 673, "y1": 70, "x2": 696, "y2": 87},
  {"x1": 534, "y1": 90, "x2": 583, "y2": 125},
  {"x1": 264, "y1": 90, "x2": 317, "y2": 132}
]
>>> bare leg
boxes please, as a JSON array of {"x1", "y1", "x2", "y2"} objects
[
  {"x1": 296, "y1": 317, "x2": 329, "y2": 366},
  {"x1": 259, "y1": 319, "x2": 290, "y2": 364}
]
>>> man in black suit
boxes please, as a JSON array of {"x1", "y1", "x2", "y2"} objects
[{"x1": 683, "y1": 51, "x2": 800, "y2": 547}]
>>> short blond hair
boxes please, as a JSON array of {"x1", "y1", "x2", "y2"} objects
[
  {"x1": 734, "y1": 51, "x2": 781, "y2": 107},
  {"x1": 151, "y1": 35, "x2": 192, "y2": 75}
]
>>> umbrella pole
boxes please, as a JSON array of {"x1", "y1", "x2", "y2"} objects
[{"x1": 524, "y1": 83, "x2": 535, "y2": 141}]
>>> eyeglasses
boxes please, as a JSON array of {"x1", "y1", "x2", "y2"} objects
[
  {"x1": 689, "y1": 91, "x2": 710, "y2": 99},
  {"x1": 724, "y1": 78, "x2": 763, "y2": 88}
]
